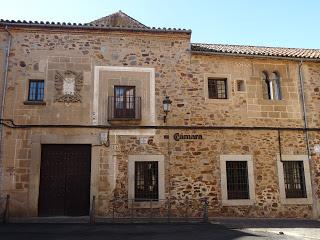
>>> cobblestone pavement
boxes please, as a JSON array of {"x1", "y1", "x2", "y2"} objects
[{"x1": 0, "y1": 223, "x2": 308, "y2": 240}]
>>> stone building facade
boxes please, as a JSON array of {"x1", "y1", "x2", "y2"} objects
[{"x1": 0, "y1": 11, "x2": 320, "y2": 219}]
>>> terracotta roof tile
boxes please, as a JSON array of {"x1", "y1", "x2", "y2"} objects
[
  {"x1": 0, "y1": 19, "x2": 191, "y2": 34},
  {"x1": 191, "y1": 43, "x2": 320, "y2": 60}
]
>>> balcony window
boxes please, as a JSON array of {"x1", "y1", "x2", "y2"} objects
[{"x1": 108, "y1": 86, "x2": 141, "y2": 120}]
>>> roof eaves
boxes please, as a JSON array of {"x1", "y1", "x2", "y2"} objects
[
  {"x1": 190, "y1": 43, "x2": 320, "y2": 61},
  {"x1": 190, "y1": 49, "x2": 320, "y2": 62},
  {"x1": 0, "y1": 20, "x2": 191, "y2": 34}
]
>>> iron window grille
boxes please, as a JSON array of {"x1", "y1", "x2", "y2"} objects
[
  {"x1": 28, "y1": 80, "x2": 44, "y2": 101},
  {"x1": 226, "y1": 161, "x2": 250, "y2": 199},
  {"x1": 134, "y1": 161, "x2": 158, "y2": 201},
  {"x1": 208, "y1": 78, "x2": 227, "y2": 99},
  {"x1": 283, "y1": 161, "x2": 307, "y2": 198}
]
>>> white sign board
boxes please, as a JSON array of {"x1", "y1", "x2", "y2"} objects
[
  {"x1": 139, "y1": 137, "x2": 148, "y2": 145},
  {"x1": 314, "y1": 145, "x2": 320, "y2": 154}
]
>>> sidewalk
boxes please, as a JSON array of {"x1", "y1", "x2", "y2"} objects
[{"x1": 211, "y1": 218, "x2": 320, "y2": 240}]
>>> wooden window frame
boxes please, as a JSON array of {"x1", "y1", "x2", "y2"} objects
[
  {"x1": 113, "y1": 85, "x2": 136, "y2": 119},
  {"x1": 27, "y1": 79, "x2": 45, "y2": 102}
]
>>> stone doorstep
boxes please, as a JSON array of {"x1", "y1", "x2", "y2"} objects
[{"x1": 8, "y1": 216, "x2": 90, "y2": 224}]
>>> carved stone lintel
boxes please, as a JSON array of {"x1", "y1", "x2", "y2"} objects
[{"x1": 55, "y1": 70, "x2": 83, "y2": 103}]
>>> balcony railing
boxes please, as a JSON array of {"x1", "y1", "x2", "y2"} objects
[{"x1": 108, "y1": 96, "x2": 141, "y2": 121}]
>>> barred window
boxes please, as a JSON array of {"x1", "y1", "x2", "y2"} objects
[
  {"x1": 226, "y1": 161, "x2": 249, "y2": 199},
  {"x1": 28, "y1": 80, "x2": 44, "y2": 101},
  {"x1": 283, "y1": 161, "x2": 307, "y2": 198},
  {"x1": 208, "y1": 78, "x2": 227, "y2": 99},
  {"x1": 134, "y1": 161, "x2": 158, "y2": 201}
]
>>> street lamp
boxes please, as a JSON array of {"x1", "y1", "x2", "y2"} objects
[{"x1": 162, "y1": 96, "x2": 172, "y2": 123}]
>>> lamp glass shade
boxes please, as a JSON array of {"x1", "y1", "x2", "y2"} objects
[{"x1": 163, "y1": 96, "x2": 172, "y2": 113}]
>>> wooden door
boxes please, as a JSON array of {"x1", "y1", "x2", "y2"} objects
[{"x1": 38, "y1": 144, "x2": 91, "y2": 216}]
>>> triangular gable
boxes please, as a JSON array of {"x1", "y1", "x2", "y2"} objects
[{"x1": 90, "y1": 10, "x2": 148, "y2": 29}]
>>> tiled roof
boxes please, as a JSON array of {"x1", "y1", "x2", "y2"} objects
[
  {"x1": 191, "y1": 43, "x2": 320, "y2": 60},
  {"x1": 0, "y1": 11, "x2": 191, "y2": 34}
]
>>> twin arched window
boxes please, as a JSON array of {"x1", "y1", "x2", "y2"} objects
[{"x1": 262, "y1": 71, "x2": 282, "y2": 100}]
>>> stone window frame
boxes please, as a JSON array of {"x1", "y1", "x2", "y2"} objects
[
  {"x1": 277, "y1": 155, "x2": 313, "y2": 205},
  {"x1": 128, "y1": 154, "x2": 165, "y2": 208},
  {"x1": 93, "y1": 66, "x2": 155, "y2": 134},
  {"x1": 220, "y1": 155, "x2": 256, "y2": 206},
  {"x1": 204, "y1": 73, "x2": 232, "y2": 103}
]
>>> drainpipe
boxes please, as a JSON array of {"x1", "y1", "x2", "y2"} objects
[
  {"x1": 0, "y1": 26, "x2": 12, "y2": 194},
  {"x1": 298, "y1": 60, "x2": 318, "y2": 219},
  {"x1": 1, "y1": 26, "x2": 11, "y2": 120}
]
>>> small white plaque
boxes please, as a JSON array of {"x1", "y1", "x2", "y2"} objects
[
  {"x1": 139, "y1": 137, "x2": 148, "y2": 145},
  {"x1": 314, "y1": 145, "x2": 320, "y2": 154},
  {"x1": 100, "y1": 133, "x2": 108, "y2": 142},
  {"x1": 63, "y1": 77, "x2": 75, "y2": 95}
]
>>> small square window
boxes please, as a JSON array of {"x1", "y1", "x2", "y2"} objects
[
  {"x1": 208, "y1": 78, "x2": 227, "y2": 99},
  {"x1": 28, "y1": 80, "x2": 44, "y2": 101},
  {"x1": 236, "y1": 80, "x2": 245, "y2": 92}
]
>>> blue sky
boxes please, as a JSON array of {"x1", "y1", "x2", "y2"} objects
[{"x1": 0, "y1": 0, "x2": 319, "y2": 49}]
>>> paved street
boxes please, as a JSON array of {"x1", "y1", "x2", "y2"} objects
[
  {"x1": 0, "y1": 223, "x2": 309, "y2": 240},
  {"x1": 213, "y1": 218, "x2": 320, "y2": 240}
]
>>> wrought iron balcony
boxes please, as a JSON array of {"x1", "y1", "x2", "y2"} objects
[{"x1": 108, "y1": 96, "x2": 141, "y2": 121}]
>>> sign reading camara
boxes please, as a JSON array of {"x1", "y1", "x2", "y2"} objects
[{"x1": 173, "y1": 133, "x2": 203, "y2": 141}]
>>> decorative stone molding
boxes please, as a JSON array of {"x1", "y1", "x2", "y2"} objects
[{"x1": 55, "y1": 70, "x2": 83, "y2": 103}]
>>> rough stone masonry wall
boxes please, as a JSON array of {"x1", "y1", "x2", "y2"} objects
[
  {"x1": 96, "y1": 129, "x2": 312, "y2": 218},
  {"x1": 0, "y1": 27, "x2": 319, "y2": 218},
  {"x1": 302, "y1": 63, "x2": 320, "y2": 216},
  {"x1": 1, "y1": 29, "x2": 190, "y2": 126},
  {"x1": 0, "y1": 28, "x2": 191, "y2": 216},
  {"x1": 181, "y1": 54, "x2": 304, "y2": 127}
]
